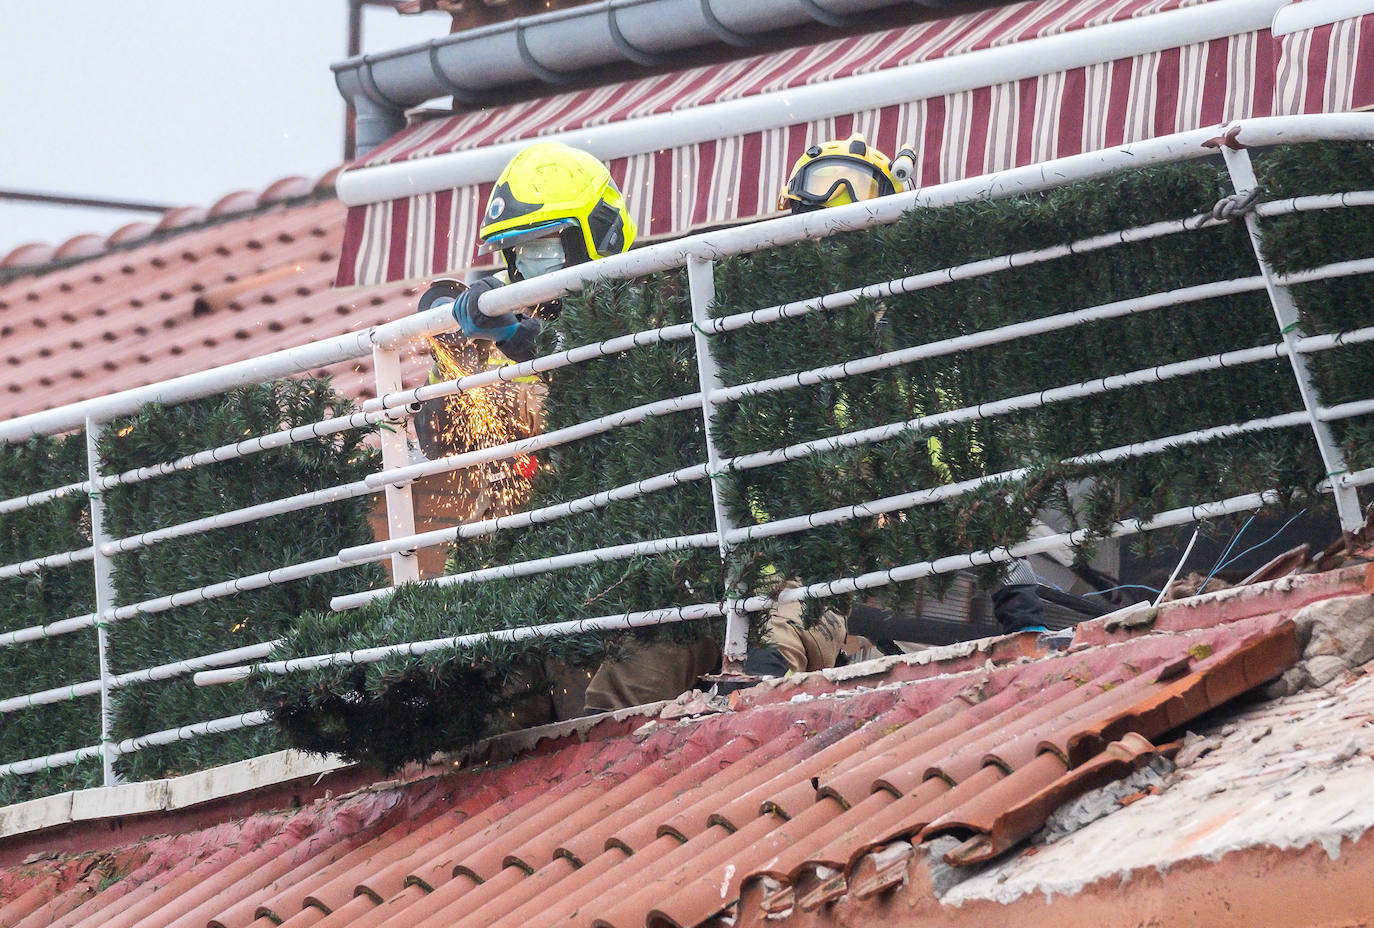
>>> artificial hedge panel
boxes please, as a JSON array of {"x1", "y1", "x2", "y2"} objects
[
  {"x1": 255, "y1": 143, "x2": 1374, "y2": 770},
  {"x1": 709, "y1": 148, "x2": 1373, "y2": 614},
  {"x1": 1253, "y1": 140, "x2": 1374, "y2": 469},
  {"x1": 0, "y1": 434, "x2": 100, "y2": 805},
  {"x1": 95, "y1": 379, "x2": 383, "y2": 784},
  {"x1": 255, "y1": 273, "x2": 726, "y2": 772}
]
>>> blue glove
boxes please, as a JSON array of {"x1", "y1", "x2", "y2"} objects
[
  {"x1": 416, "y1": 276, "x2": 541, "y2": 362},
  {"x1": 451, "y1": 276, "x2": 520, "y2": 343},
  {"x1": 497, "y1": 316, "x2": 542, "y2": 363}
]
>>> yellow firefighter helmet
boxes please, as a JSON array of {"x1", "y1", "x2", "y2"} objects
[
  {"x1": 778, "y1": 133, "x2": 898, "y2": 213},
  {"x1": 478, "y1": 142, "x2": 637, "y2": 273}
]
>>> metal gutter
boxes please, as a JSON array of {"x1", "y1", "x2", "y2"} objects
[{"x1": 334, "y1": 0, "x2": 993, "y2": 154}]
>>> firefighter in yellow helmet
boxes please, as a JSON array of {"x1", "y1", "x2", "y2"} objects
[
  {"x1": 774, "y1": 133, "x2": 1050, "y2": 641},
  {"x1": 414, "y1": 141, "x2": 636, "y2": 463},
  {"x1": 422, "y1": 141, "x2": 637, "y2": 364},
  {"x1": 413, "y1": 143, "x2": 636, "y2": 539},
  {"x1": 777, "y1": 133, "x2": 902, "y2": 213}
]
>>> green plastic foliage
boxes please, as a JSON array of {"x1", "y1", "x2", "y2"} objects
[
  {"x1": 0, "y1": 435, "x2": 99, "y2": 805},
  {"x1": 1253, "y1": 141, "x2": 1374, "y2": 468},
  {"x1": 89, "y1": 379, "x2": 381, "y2": 785},
  {"x1": 259, "y1": 144, "x2": 1374, "y2": 770},
  {"x1": 256, "y1": 271, "x2": 725, "y2": 772},
  {"x1": 710, "y1": 146, "x2": 1373, "y2": 615}
]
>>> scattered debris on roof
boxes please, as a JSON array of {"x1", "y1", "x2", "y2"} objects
[{"x1": 8, "y1": 556, "x2": 1373, "y2": 927}]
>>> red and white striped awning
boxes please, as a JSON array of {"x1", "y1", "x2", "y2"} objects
[{"x1": 334, "y1": 0, "x2": 1372, "y2": 287}]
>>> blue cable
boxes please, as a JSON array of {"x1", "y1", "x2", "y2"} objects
[
  {"x1": 1198, "y1": 514, "x2": 1254, "y2": 595},
  {"x1": 1083, "y1": 583, "x2": 1162, "y2": 599},
  {"x1": 1216, "y1": 509, "x2": 1307, "y2": 575}
]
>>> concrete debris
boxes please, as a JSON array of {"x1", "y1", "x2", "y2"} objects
[
  {"x1": 1034, "y1": 754, "x2": 1177, "y2": 845},
  {"x1": 658, "y1": 688, "x2": 731, "y2": 720},
  {"x1": 923, "y1": 836, "x2": 978, "y2": 898},
  {"x1": 1175, "y1": 732, "x2": 1224, "y2": 767},
  {"x1": 1330, "y1": 739, "x2": 1362, "y2": 765},
  {"x1": 1263, "y1": 595, "x2": 1374, "y2": 698}
]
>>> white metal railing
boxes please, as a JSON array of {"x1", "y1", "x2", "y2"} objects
[{"x1": 1, "y1": 114, "x2": 1372, "y2": 787}]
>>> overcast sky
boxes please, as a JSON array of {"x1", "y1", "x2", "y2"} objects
[{"x1": 0, "y1": 2, "x2": 448, "y2": 256}]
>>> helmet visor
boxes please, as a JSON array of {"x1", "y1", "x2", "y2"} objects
[
  {"x1": 788, "y1": 156, "x2": 891, "y2": 206},
  {"x1": 477, "y1": 218, "x2": 577, "y2": 256}
]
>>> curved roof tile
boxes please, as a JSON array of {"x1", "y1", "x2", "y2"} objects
[{"x1": 1, "y1": 243, "x2": 58, "y2": 269}]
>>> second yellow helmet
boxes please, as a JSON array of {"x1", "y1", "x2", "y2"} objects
[{"x1": 778, "y1": 133, "x2": 898, "y2": 213}]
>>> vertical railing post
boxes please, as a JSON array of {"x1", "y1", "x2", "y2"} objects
[
  {"x1": 84, "y1": 418, "x2": 119, "y2": 787},
  {"x1": 371, "y1": 345, "x2": 422, "y2": 586},
  {"x1": 1219, "y1": 143, "x2": 1364, "y2": 531},
  {"x1": 686, "y1": 255, "x2": 750, "y2": 669}
]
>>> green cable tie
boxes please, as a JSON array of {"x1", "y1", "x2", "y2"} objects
[
  {"x1": 377, "y1": 421, "x2": 396, "y2": 434},
  {"x1": 1280, "y1": 321, "x2": 1301, "y2": 334}
]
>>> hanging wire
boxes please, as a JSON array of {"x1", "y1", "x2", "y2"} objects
[
  {"x1": 1197, "y1": 514, "x2": 1255, "y2": 595},
  {"x1": 1083, "y1": 583, "x2": 1163, "y2": 599},
  {"x1": 1216, "y1": 508, "x2": 1308, "y2": 576}
]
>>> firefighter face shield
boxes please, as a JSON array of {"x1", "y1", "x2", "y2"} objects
[
  {"x1": 512, "y1": 237, "x2": 567, "y2": 281},
  {"x1": 785, "y1": 156, "x2": 896, "y2": 210}
]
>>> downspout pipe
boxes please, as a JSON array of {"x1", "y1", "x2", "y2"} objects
[{"x1": 333, "y1": 0, "x2": 967, "y2": 156}]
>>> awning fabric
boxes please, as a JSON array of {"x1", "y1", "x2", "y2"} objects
[
  {"x1": 334, "y1": 0, "x2": 1369, "y2": 287},
  {"x1": 1274, "y1": 7, "x2": 1374, "y2": 114}
]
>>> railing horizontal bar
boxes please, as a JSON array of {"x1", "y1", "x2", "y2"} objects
[
  {"x1": 0, "y1": 480, "x2": 88, "y2": 516},
  {"x1": 1254, "y1": 190, "x2": 1374, "y2": 218},
  {"x1": 113, "y1": 711, "x2": 271, "y2": 757},
  {"x1": 0, "y1": 709, "x2": 274, "y2": 777},
  {"x1": 0, "y1": 642, "x2": 278, "y2": 715},
  {"x1": 341, "y1": 463, "x2": 710, "y2": 563},
  {"x1": 108, "y1": 556, "x2": 376, "y2": 622},
  {"x1": 0, "y1": 612, "x2": 101, "y2": 648},
  {"x1": 710, "y1": 275, "x2": 1269, "y2": 406},
  {"x1": 98, "y1": 409, "x2": 392, "y2": 493},
  {"x1": 706, "y1": 214, "x2": 1232, "y2": 339},
  {"x1": 0, "y1": 330, "x2": 375, "y2": 445},
  {"x1": 365, "y1": 323, "x2": 696, "y2": 413},
  {"x1": 196, "y1": 602, "x2": 729, "y2": 685},
  {"x1": 0, "y1": 545, "x2": 95, "y2": 580},
  {"x1": 100, "y1": 480, "x2": 377, "y2": 556},
  {"x1": 363, "y1": 392, "x2": 702, "y2": 489},
  {"x1": 732, "y1": 489, "x2": 1291, "y2": 615},
  {"x1": 0, "y1": 745, "x2": 105, "y2": 778},
  {"x1": 331, "y1": 531, "x2": 720, "y2": 611},
  {"x1": 0, "y1": 552, "x2": 384, "y2": 649}
]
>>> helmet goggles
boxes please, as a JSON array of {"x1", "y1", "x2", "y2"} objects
[{"x1": 786, "y1": 155, "x2": 896, "y2": 209}]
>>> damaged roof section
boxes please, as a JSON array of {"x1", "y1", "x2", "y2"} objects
[{"x1": 5, "y1": 560, "x2": 1362, "y2": 928}]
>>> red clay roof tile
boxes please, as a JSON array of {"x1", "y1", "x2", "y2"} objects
[
  {"x1": 1, "y1": 570, "x2": 1331, "y2": 928},
  {"x1": 1, "y1": 196, "x2": 425, "y2": 420}
]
